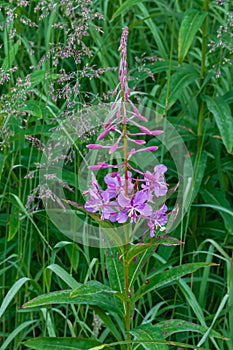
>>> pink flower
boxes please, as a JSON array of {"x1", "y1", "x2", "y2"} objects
[
  {"x1": 103, "y1": 172, "x2": 134, "y2": 199},
  {"x1": 116, "y1": 191, "x2": 152, "y2": 223},
  {"x1": 148, "y1": 205, "x2": 168, "y2": 237},
  {"x1": 143, "y1": 165, "x2": 168, "y2": 201},
  {"x1": 83, "y1": 174, "x2": 117, "y2": 221}
]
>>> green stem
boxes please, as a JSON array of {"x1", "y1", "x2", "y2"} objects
[
  {"x1": 121, "y1": 95, "x2": 131, "y2": 348},
  {"x1": 123, "y1": 122, "x2": 129, "y2": 195},
  {"x1": 123, "y1": 245, "x2": 131, "y2": 350}
]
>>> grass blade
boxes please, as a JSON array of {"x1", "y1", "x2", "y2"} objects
[{"x1": 0, "y1": 277, "x2": 30, "y2": 319}]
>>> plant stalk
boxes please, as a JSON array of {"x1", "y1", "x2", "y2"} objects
[
  {"x1": 123, "y1": 245, "x2": 131, "y2": 350},
  {"x1": 122, "y1": 96, "x2": 131, "y2": 349}
]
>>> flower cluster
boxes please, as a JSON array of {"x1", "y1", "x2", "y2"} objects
[{"x1": 83, "y1": 27, "x2": 169, "y2": 237}]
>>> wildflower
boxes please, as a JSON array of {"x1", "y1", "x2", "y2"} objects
[
  {"x1": 103, "y1": 171, "x2": 134, "y2": 199},
  {"x1": 148, "y1": 205, "x2": 168, "y2": 237},
  {"x1": 116, "y1": 191, "x2": 152, "y2": 223},
  {"x1": 143, "y1": 165, "x2": 168, "y2": 202},
  {"x1": 83, "y1": 26, "x2": 172, "y2": 237},
  {"x1": 84, "y1": 173, "x2": 117, "y2": 221}
]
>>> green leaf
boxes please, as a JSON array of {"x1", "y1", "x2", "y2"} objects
[
  {"x1": 178, "y1": 9, "x2": 207, "y2": 63},
  {"x1": 23, "y1": 281, "x2": 122, "y2": 314},
  {"x1": 127, "y1": 237, "x2": 184, "y2": 264},
  {"x1": 0, "y1": 153, "x2": 6, "y2": 183},
  {"x1": 200, "y1": 189, "x2": 233, "y2": 234},
  {"x1": 0, "y1": 320, "x2": 36, "y2": 350},
  {"x1": 65, "y1": 200, "x2": 125, "y2": 246},
  {"x1": 8, "y1": 204, "x2": 20, "y2": 241},
  {"x1": 71, "y1": 280, "x2": 116, "y2": 297},
  {"x1": 105, "y1": 246, "x2": 124, "y2": 293},
  {"x1": 155, "y1": 319, "x2": 225, "y2": 340},
  {"x1": 23, "y1": 337, "x2": 101, "y2": 350},
  {"x1": 46, "y1": 264, "x2": 80, "y2": 289},
  {"x1": 132, "y1": 263, "x2": 214, "y2": 303},
  {"x1": 2, "y1": 40, "x2": 21, "y2": 70},
  {"x1": 92, "y1": 306, "x2": 122, "y2": 342},
  {"x1": 112, "y1": 0, "x2": 145, "y2": 19},
  {"x1": 135, "y1": 4, "x2": 167, "y2": 58},
  {"x1": 197, "y1": 293, "x2": 229, "y2": 347},
  {"x1": 30, "y1": 70, "x2": 59, "y2": 87},
  {"x1": 156, "y1": 65, "x2": 199, "y2": 115},
  {"x1": 192, "y1": 151, "x2": 208, "y2": 201},
  {"x1": 204, "y1": 95, "x2": 233, "y2": 153},
  {"x1": 19, "y1": 100, "x2": 43, "y2": 118},
  {"x1": 132, "y1": 60, "x2": 178, "y2": 84},
  {"x1": 130, "y1": 324, "x2": 168, "y2": 350},
  {"x1": 0, "y1": 277, "x2": 30, "y2": 319}
]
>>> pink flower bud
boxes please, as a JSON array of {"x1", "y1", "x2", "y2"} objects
[
  {"x1": 144, "y1": 146, "x2": 158, "y2": 151},
  {"x1": 112, "y1": 87, "x2": 118, "y2": 97},
  {"x1": 98, "y1": 128, "x2": 114, "y2": 140},
  {"x1": 89, "y1": 163, "x2": 120, "y2": 170},
  {"x1": 109, "y1": 142, "x2": 118, "y2": 153},
  {"x1": 111, "y1": 101, "x2": 117, "y2": 109},
  {"x1": 87, "y1": 144, "x2": 103, "y2": 149},
  {"x1": 133, "y1": 112, "x2": 148, "y2": 122},
  {"x1": 128, "y1": 137, "x2": 146, "y2": 144},
  {"x1": 151, "y1": 130, "x2": 163, "y2": 136},
  {"x1": 137, "y1": 125, "x2": 152, "y2": 135},
  {"x1": 89, "y1": 163, "x2": 110, "y2": 170},
  {"x1": 105, "y1": 118, "x2": 112, "y2": 129}
]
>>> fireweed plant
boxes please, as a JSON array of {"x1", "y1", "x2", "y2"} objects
[
  {"x1": 22, "y1": 25, "x2": 225, "y2": 350},
  {"x1": 84, "y1": 27, "x2": 169, "y2": 238},
  {"x1": 82, "y1": 27, "x2": 174, "y2": 347}
]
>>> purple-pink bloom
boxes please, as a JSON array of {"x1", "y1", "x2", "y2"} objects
[
  {"x1": 116, "y1": 190, "x2": 152, "y2": 223},
  {"x1": 84, "y1": 173, "x2": 117, "y2": 221},
  {"x1": 148, "y1": 204, "x2": 168, "y2": 237},
  {"x1": 103, "y1": 171, "x2": 134, "y2": 199},
  {"x1": 143, "y1": 165, "x2": 168, "y2": 201}
]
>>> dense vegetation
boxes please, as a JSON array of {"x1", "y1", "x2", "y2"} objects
[{"x1": 0, "y1": 0, "x2": 233, "y2": 349}]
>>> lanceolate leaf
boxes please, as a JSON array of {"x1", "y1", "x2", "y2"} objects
[
  {"x1": 127, "y1": 237, "x2": 184, "y2": 264},
  {"x1": 178, "y1": 9, "x2": 207, "y2": 63},
  {"x1": 204, "y1": 95, "x2": 233, "y2": 153},
  {"x1": 23, "y1": 338, "x2": 101, "y2": 350},
  {"x1": 155, "y1": 319, "x2": 225, "y2": 340},
  {"x1": 22, "y1": 281, "x2": 122, "y2": 314},
  {"x1": 105, "y1": 247, "x2": 125, "y2": 294},
  {"x1": 132, "y1": 263, "x2": 214, "y2": 303},
  {"x1": 25, "y1": 289, "x2": 121, "y2": 314},
  {"x1": 130, "y1": 324, "x2": 168, "y2": 350}
]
